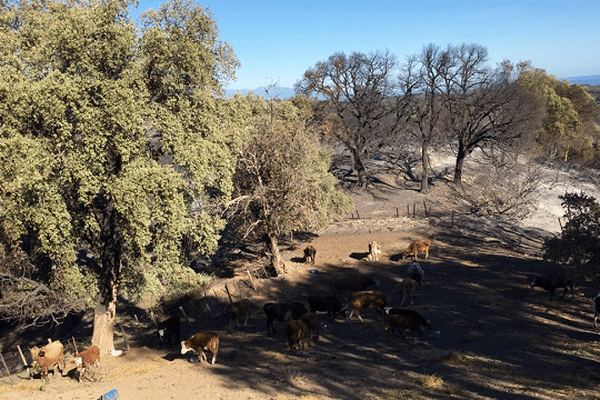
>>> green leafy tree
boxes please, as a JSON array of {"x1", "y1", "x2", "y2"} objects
[
  {"x1": 519, "y1": 69, "x2": 600, "y2": 163},
  {"x1": 543, "y1": 192, "x2": 600, "y2": 286},
  {"x1": 227, "y1": 95, "x2": 354, "y2": 275},
  {"x1": 0, "y1": 0, "x2": 242, "y2": 354}
]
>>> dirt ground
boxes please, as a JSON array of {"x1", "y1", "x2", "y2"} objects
[{"x1": 2, "y1": 168, "x2": 600, "y2": 400}]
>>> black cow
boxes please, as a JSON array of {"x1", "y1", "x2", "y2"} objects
[
  {"x1": 156, "y1": 315, "x2": 181, "y2": 349},
  {"x1": 307, "y1": 296, "x2": 343, "y2": 317}
]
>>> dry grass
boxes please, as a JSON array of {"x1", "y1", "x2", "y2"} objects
[
  {"x1": 270, "y1": 364, "x2": 304, "y2": 383},
  {"x1": 418, "y1": 373, "x2": 444, "y2": 388}
]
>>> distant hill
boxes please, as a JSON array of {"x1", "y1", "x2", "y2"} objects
[
  {"x1": 225, "y1": 86, "x2": 297, "y2": 99},
  {"x1": 224, "y1": 75, "x2": 600, "y2": 99},
  {"x1": 562, "y1": 74, "x2": 600, "y2": 86}
]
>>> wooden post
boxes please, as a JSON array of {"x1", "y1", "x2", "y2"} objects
[
  {"x1": 149, "y1": 309, "x2": 158, "y2": 327},
  {"x1": 16, "y1": 345, "x2": 29, "y2": 375},
  {"x1": 0, "y1": 353, "x2": 13, "y2": 384},
  {"x1": 225, "y1": 285, "x2": 233, "y2": 304},
  {"x1": 118, "y1": 323, "x2": 130, "y2": 352},
  {"x1": 407, "y1": 204, "x2": 410, "y2": 217},
  {"x1": 395, "y1": 207, "x2": 399, "y2": 218},
  {"x1": 178, "y1": 306, "x2": 190, "y2": 322},
  {"x1": 72, "y1": 337, "x2": 79, "y2": 356},
  {"x1": 423, "y1": 200, "x2": 429, "y2": 218},
  {"x1": 412, "y1": 203, "x2": 416, "y2": 218}
]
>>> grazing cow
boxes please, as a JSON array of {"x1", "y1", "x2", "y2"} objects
[
  {"x1": 285, "y1": 319, "x2": 308, "y2": 354},
  {"x1": 342, "y1": 291, "x2": 388, "y2": 322},
  {"x1": 304, "y1": 245, "x2": 317, "y2": 265},
  {"x1": 181, "y1": 332, "x2": 220, "y2": 365},
  {"x1": 30, "y1": 340, "x2": 65, "y2": 382},
  {"x1": 530, "y1": 273, "x2": 574, "y2": 300},
  {"x1": 73, "y1": 345, "x2": 100, "y2": 383},
  {"x1": 224, "y1": 299, "x2": 251, "y2": 330},
  {"x1": 402, "y1": 239, "x2": 430, "y2": 260}
]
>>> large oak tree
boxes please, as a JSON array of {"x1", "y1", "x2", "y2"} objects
[{"x1": 0, "y1": 0, "x2": 243, "y2": 355}]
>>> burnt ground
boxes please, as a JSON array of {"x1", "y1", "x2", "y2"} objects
[{"x1": 2, "y1": 167, "x2": 600, "y2": 400}]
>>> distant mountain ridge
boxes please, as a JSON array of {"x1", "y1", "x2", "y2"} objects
[
  {"x1": 225, "y1": 86, "x2": 297, "y2": 99},
  {"x1": 562, "y1": 74, "x2": 600, "y2": 86},
  {"x1": 225, "y1": 74, "x2": 600, "y2": 99}
]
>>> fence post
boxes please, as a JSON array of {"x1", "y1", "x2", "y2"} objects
[
  {"x1": 0, "y1": 353, "x2": 13, "y2": 384},
  {"x1": 16, "y1": 345, "x2": 29, "y2": 377}
]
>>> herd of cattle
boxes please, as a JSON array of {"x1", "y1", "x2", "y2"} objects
[{"x1": 26, "y1": 237, "x2": 597, "y2": 383}]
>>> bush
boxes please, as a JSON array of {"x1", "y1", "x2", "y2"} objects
[{"x1": 543, "y1": 192, "x2": 600, "y2": 286}]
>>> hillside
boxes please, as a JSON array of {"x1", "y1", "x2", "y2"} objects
[{"x1": 2, "y1": 155, "x2": 600, "y2": 399}]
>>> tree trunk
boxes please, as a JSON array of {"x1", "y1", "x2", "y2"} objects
[
  {"x1": 92, "y1": 298, "x2": 116, "y2": 356},
  {"x1": 91, "y1": 201, "x2": 121, "y2": 356},
  {"x1": 349, "y1": 147, "x2": 369, "y2": 188},
  {"x1": 453, "y1": 142, "x2": 467, "y2": 187},
  {"x1": 267, "y1": 235, "x2": 285, "y2": 276},
  {"x1": 420, "y1": 139, "x2": 430, "y2": 193}
]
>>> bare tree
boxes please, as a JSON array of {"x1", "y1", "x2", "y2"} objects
[
  {"x1": 441, "y1": 44, "x2": 543, "y2": 186},
  {"x1": 296, "y1": 50, "x2": 407, "y2": 187},
  {"x1": 400, "y1": 44, "x2": 455, "y2": 192}
]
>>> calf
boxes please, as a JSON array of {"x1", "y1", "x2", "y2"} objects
[
  {"x1": 402, "y1": 239, "x2": 430, "y2": 260},
  {"x1": 399, "y1": 278, "x2": 417, "y2": 306},
  {"x1": 342, "y1": 291, "x2": 388, "y2": 322},
  {"x1": 304, "y1": 245, "x2": 316, "y2": 265},
  {"x1": 307, "y1": 296, "x2": 343, "y2": 318},
  {"x1": 156, "y1": 315, "x2": 181, "y2": 349},
  {"x1": 383, "y1": 314, "x2": 423, "y2": 339},
  {"x1": 224, "y1": 299, "x2": 251, "y2": 330},
  {"x1": 263, "y1": 302, "x2": 308, "y2": 335},
  {"x1": 285, "y1": 319, "x2": 308, "y2": 354},
  {"x1": 299, "y1": 312, "x2": 319, "y2": 340},
  {"x1": 30, "y1": 340, "x2": 65, "y2": 382},
  {"x1": 73, "y1": 345, "x2": 100, "y2": 383},
  {"x1": 181, "y1": 332, "x2": 220, "y2": 365},
  {"x1": 384, "y1": 307, "x2": 432, "y2": 332}
]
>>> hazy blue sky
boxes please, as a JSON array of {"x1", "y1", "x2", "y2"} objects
[{"x1": 132, "y1": 1, "x2": 600, "y2": 90}]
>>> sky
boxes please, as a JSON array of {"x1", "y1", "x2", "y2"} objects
[{"x1": 131, "y1": 1, "x2": 600, "y2": 90}]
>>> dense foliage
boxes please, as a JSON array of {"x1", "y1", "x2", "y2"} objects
[
  {"x1": 0, "y1": 0, "x2": 243, "y2": 352},
  {"x1": 544, "y1": 192, "x2": 600, "y2": 286},
  {"x1": 519, "y1": 69, "x2": 600, "y2": 163}
]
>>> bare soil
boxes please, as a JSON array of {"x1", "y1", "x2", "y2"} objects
[{"x1": 2, "y1": 168, "x2": 600, "y2": 400}]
